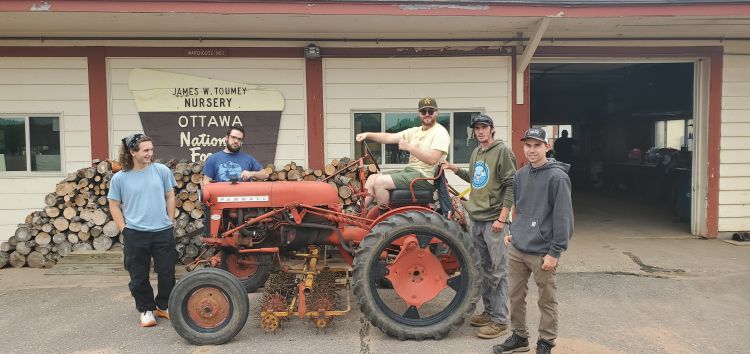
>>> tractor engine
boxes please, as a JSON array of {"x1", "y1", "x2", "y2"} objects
[{"x1": 202, "y1": 180, "x2": 342, "y2": 252}]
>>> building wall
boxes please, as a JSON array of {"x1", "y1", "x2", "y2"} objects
[
  {"x1": 719, "y1": 54, "x2": 750, "y2": 232},
  {"x1": 322, "y1": 56, "x2": 512, "y2": 188},
  {"x1": 107, "y1": 58, "x2": 307, "y2": 167},
  {"x1": 0, "y1": 58, "x2": 92, "y2": 241}
]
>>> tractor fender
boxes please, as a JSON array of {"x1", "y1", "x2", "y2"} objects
[{"x1": 368, "y1": 206, "x2": 436, "y2": 228}]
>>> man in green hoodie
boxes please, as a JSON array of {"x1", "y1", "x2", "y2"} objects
[{"x1": 443, "y1": 114, "x2": 516, "y2": 339}]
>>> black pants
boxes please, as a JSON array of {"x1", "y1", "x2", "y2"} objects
[{"x1": 123, "y1": 227, "x2": 176, "y2": 312}]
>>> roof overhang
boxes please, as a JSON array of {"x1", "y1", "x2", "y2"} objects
[{"x1": 1, "y1": 1, "x2": 749, "y2": 42}]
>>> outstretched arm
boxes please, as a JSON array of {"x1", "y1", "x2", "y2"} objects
[{"x1": 356, "y1": 132, "x2": 401, "y2": 144}]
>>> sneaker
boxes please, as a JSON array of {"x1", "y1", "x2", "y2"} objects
[
  {"x1": 476, "y1": 321, "x2": 508, "y2": 339},
  {"x1": 536, "y1": 339, "x2": 554, "y2": 354},
  {"x1": 140, "y1": 311, "x2": 157, "y2": 327},
  {"x1": 470, "y1": 312, "x2": 492, "y2": 327},
  {"x1": 155, "y1": 307, "x2": 170, "y2": 320},
  {"x1": 493, "y1": 333, "x2": 530, "y2": 354}
]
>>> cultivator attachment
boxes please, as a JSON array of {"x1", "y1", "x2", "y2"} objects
[{"x1": 258, "y1": 246, "x2": 350, "y2": 333}]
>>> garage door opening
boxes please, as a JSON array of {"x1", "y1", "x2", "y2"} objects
[{"x1": 530, "y1": 62, "x2": 696, "y2": 236}]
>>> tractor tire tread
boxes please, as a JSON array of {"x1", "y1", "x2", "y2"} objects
[
  {"x1": 168, "y1": 268, "x2": 250, "y2": 345},
  {"x1": 352, "y1": 210, "x2": 481, "y2": 340}
]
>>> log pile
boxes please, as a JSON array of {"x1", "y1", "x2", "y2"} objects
[
  {"x1": 0, "y1": 160, "x2": 207, "y2": 269},
  {"x1": 264, "y1": 158, "x2": 377, "y2": 211},
  {"x1": 0, "y1": 156, "x2": 376, "y2": 270}
]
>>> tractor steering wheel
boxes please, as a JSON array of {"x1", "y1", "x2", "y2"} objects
[{"x1": 362, "y1": 140, "x2": 380, "y2": 172}]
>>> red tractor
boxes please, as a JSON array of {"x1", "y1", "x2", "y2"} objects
[{"x1": 168, "y1": 143, "x2": 480, "y2": 345}]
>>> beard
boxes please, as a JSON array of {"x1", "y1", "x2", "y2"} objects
[
  {"x1": 226, "y1": 143, "x2": 241, "y2": 153},
  {"x1": 422, "y1": 117, "x2": 436, "y2": 127}
]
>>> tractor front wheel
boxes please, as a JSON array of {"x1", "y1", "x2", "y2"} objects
[
  {"x1": 169, "y1": 268, "x2": 249, "y2": 345},
  {"x1": 352, "y1": 210, "x2": 481, "y2": 340}
]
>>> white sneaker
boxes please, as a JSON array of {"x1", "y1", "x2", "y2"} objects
[{"x1": 140, "y1": 311, "x2": 157, "y2": 327}]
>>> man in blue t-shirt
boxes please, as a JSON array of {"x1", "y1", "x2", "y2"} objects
[
  {"x1": 202, "y1": 125, "x2": 270, "y2": 185},
  {"x1": 201, "y1": 125, "x2": 270, "y2": 236},
  {"x1": 108, "y1": 133, "x2": 177, "y2": 328}
]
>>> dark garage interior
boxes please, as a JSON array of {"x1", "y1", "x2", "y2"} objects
[{"x1": 530, "y1": 62, "x2": 695, "y2": 234}]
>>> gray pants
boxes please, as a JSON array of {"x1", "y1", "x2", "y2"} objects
[{"x1": 470, "y1": 219, "x2": 509, "y2": 325}]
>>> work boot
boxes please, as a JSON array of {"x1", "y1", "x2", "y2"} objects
[
  {"x1": 155, "y1": 307, "x2": 170, "y2": 320},
  {"x1": 476, "y1": 321, "x2": 508, "y2": 339},
  {"x1": 470, "y1": 312, "x2": 492, "y2": 327},
  {"x1": 140, "y1": 311, "x2": 157, "y2": 327},
  {"x1": 536, "y1": 339, "x2": 554, "y2": 354},
  {"x1": 493, "y1": 333, "x2": 530, "y2": 354}
]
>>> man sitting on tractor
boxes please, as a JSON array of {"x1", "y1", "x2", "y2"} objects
[{"x1": 355, "y1": 97, "x2": 450, "y2": 210}]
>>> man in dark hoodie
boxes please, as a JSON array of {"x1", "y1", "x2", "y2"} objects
[
  {"x1": 443, "y1": 114, "x2": 516, "y2": 339},
  {"x1": 494, "y1": 128, "x2": 573, "y2": 354}
]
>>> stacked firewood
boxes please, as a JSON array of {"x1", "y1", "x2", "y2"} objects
[
  {"x1": 0, "y1": 160, "x2": 207, "y2": 269},
  {"x1": 0, "y1": 156, "x2": 376, "y2": 270},
  {"x1": 264, "y1": 157, "x2": 378, "y2": 209}
]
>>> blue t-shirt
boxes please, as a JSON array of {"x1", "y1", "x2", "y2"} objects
[
  {"x1": 204, "y1": 151, "x2": 263, "y2": 182},
  {"x1": 107, "y1": 163, "x2": 177, "y2": 232}
]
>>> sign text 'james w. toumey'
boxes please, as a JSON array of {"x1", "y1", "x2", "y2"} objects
[{"x1": 128, "y1": 69, "x2": 285, "y2": 164}]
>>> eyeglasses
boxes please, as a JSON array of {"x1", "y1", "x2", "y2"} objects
[
  {"x1": 419, "y1": 109, "x2": 436, "y2": 115},
  {"x1": 228, "y1": 135, "x2": 244, "y2": 141}
]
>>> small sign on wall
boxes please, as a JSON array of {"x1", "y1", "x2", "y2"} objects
[{"x1": 128, "y1": 68, "x2": 284, "y2": 164}]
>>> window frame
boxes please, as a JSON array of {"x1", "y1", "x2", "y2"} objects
[
  {"x1": 0, "y1": 113, "x2": 66, "y2": 176},
  {"x1": 351, "y1": 109, "x2": 482, "y2": 168},
  {"x1": 653, "y1": 117, "x2": 693, "y2": 151}
]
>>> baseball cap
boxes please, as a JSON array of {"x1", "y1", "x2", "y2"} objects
[
  {"x1": 418, "y1": 97, "x2": 437, "y2": 110},
  {"x1": 521, "y1": 127, "x2": 548, "y2": 143},
  {"x1": 470, "y1": 114, "x2": 494, "y2": 128}
]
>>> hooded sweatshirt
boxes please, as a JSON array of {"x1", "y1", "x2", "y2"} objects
[
  {"x1": 455, "y1": 139, "x2": 516, "y2": 221},
  {"x1": 510, "y1": 159, "x2": 573, "y2": 258}
]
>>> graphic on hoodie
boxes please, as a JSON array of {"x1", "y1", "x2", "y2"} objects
[
  {"x1": 472, "y1": 161, "x2": 490, "y2": 189},
  {"x1": 217, "y1": 161, "x2": 243, "y2": 181}
]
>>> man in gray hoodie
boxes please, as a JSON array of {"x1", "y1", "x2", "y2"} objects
[
  {"x1": 494, "y1": 128, "x2": 573, "y2": 354},
  {"x1": 443, "y1": 114, "x2": 516, "y2": 339}
]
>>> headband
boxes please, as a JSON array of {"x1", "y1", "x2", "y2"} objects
[{"x1": 121, "y1": 133, "x2": 145, "y2": 151}]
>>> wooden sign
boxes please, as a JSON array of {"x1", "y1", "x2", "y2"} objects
[{"x1": 128, "y1": 68, "x2": 285, "y2": 164}]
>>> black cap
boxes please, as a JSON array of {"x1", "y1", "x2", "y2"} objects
[
  {"x1": 521, "y1": 127, "x2": 547, "y2": 143},
  {"x1": 470, "y1": 114, "x2": 494, "y2": 128}
]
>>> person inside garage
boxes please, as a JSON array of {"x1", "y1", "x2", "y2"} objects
[{"x1": 355, "y1": 97, "x2": 450, "y2": 211}]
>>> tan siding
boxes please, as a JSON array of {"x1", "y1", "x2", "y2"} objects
[
  {"x1": 720, "y1": 177, "x2": 750, "y2": 191},
  {"x1": 720, "y1": 150, "x2": 750, "y2": 164},
  {"x1": 721, "y1": 136, "x2": 749, "y2": 150},
  {"x1": 718, "y1": 218, "x2": 750, "y2": 232},
  {"x1": 720, "y1": 123, "x2": 750, "y2": 136},
  {"x1": 0, "y1": 58, "x2": 91, "y2": 241},
  {"x1": 719, "y1": 205, "x2": 750, "y2": 218},
  {"x1": 720, "y1": 164, "x2": 750, "y2": 177},
  {"x1": 107, "y1": 58, "x2": 306, "y2": 168},
  {"x1": 719, "y1": 190, "x2": 750, "y2": 205},
  {"x1": 719, "y1": 55, "x2": 750, "y2": 232}
]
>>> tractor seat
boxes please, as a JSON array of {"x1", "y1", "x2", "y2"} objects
[{"x1": 389, "y1": 188, "x2": 436, "y2": 207}]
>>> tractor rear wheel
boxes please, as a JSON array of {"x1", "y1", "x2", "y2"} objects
[
  {"x1": 221, "y1": 252, "x2": 272, "y2": 293},
  {"x1": 169, "y1": 268, "x2": 249, "y2": 345},
  {"x1": 352, "y1": 210, "x2": 481, "y2": 340}
]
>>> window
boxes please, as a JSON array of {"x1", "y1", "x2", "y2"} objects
[
  {"x1": 654, "y1": 118, "x2": 693, "y2": 151},
  {"x1": 353, "y1": 111, "x2": 481, "y2": 165},
  {"x1": 0, "y1": 116, "x2": 61, "y2": 172}
]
